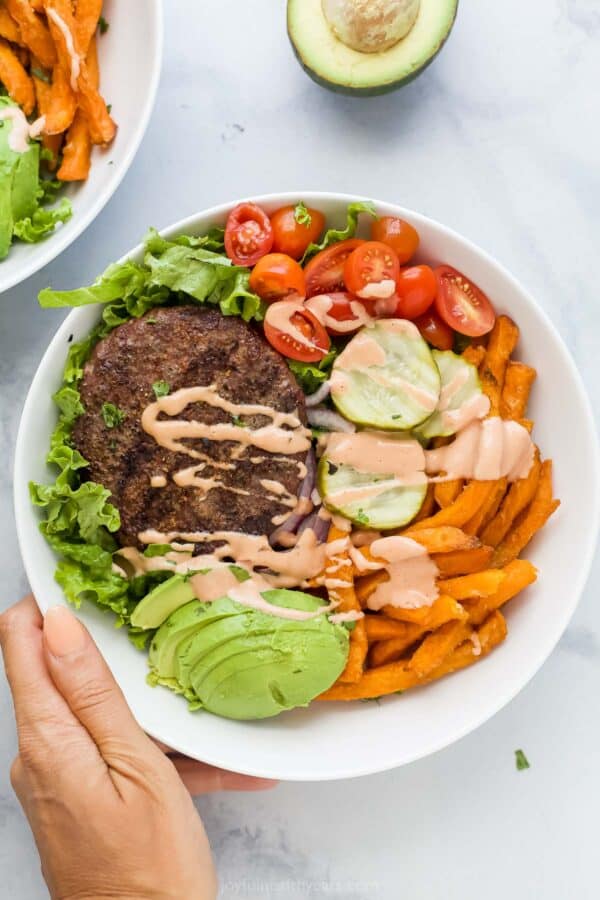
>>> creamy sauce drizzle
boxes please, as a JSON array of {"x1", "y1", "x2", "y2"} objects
[
  {"x1": 125, "y1": 527, "x2": 329, "y2": 589},
  {"x1": 305, "y1": 294, "x2": 374, "y2": 334},
  {"x1": 265, "y1": 300, "x2": 323, "y2": 351},
  {"x1": 357, "y1": 536, "x2": 440, "y2": 611},
  {"x1": 426, "y1": 418, "x2": 534, "y2": 482},
  {"x1": 356, "y1": 279, "x2": 397, "y2": 300},
  {"x1": 0, "y1": 107, "x2": 46, "y2": 153},
  {"x1": 322, "y1": 419, "x2": 534, "y2": 504},
  {"x1": 46, "y1": 9, "x2": 81, "y2": 90}
]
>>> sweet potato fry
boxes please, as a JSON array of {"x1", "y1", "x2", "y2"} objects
[
  {"x1": 500, "y1": 362, "x2": 537, "y2": 420},
  {"x1": 72, "y1": 58, "x2": 114, "y2": 143},
  {"x1": 41, "y1": 130, "x2": 63, "y2": 170},
  {"x1": 39, "y1": 62, "x2": 76, "y2": 133},
  {"x1": 0, "y1": 7, "x2": 23, "y2": 44},
  {"x1": 464, "y1": 478, "x2": 507, "y2": 535},
  {"x1": 74, "y1": 0, "x2": 102, "y2": 54},
  {"x1": 465, "y1": 559, "x2": 537, "y2": 625},
  {"x1": 44, "y1": 0, "x2": 115, "y2": 144},
  {"x1": 318, "y1": 658, "x2": 420, "y2": 701},
  {"x1": 434, "y1": 479, "x2": 463, "y2": 509},
  {"x1": 437, "y1": 569, "x2": 506, "y2": 600},
  {"x1": 355, "y1": 571, "x2": 389, "y2": 608},
  {"x1": 410, "y1": 481, "x2": 496, "y2": 531},
  {"x1": 407, "y1": 620, "x2": 472, "y2": 678},
  {"x1": 369, "y1": 626, "x2": 425, "y2": 667},
  {"x1": 414, "y1": 483, "x2": 436, "y2": 523},
  {"x1": 493, "y1": 460, "x2": 559, "y2": 567},
  {"x1": 384, "y1": 594, "x2": 468, "y2": 628},
  {"x1": 433, "y1": 545, "x2": 494, "y2": 578},
  {"x1": 364, "y1": 615, "x2": 421, "y2": 643},
  {"x1": 479, "y1": 316, "x2": 519, "y2": 415},
  {"x1": 86, "y1": 31, "x2": 99, "y2": 88},
  {"x1": 481, "y1": 451, "x2": 541, "y2": 547},
  {"x1": 0, "y1": 37, "x2": 35, "y2": 113},
  {"x1": 461, "y1": 345, "x2": 486, "y2": 368},
  {"x1": 319, "y1": 612, "x2": 507, "y2": 701},
  {"x1": 30, "y1": 0, "x2": 45, "y2": 10},
  {"x1": 367, "y1": 636, "x2": 424, "y2": 669},
  {"x1": 421, "y1": 611, "x2": 507, "y2": 683},
  {"x1": 401, "y1": 526, "x2": 480, "y2": 554},
  {"x1": 57, "y1": 108, "x2": 90, "y2": 180},
  {"x1": 5, "y1": 0, "x2": 56, "y2": 68}
]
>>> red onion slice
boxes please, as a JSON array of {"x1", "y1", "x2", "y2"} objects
[
  {"x1": 307, "y1": 406, "x2": 356, "y2": 433},
  {"x1": 305, "y1": 381, "x2": 331, "y2": 407}
]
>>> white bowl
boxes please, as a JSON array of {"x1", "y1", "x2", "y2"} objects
[
  {"x1": 0, "y1": 0, "x2": 162, "y2": 294},
  {"x1": 14, "y1": 193, "x2": 600, "y2": 781}
]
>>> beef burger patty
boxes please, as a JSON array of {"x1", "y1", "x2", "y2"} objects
[{"x1": 72, "y1": 306, "x2": 309, "y2": 549}]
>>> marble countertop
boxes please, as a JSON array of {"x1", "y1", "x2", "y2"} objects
[{"x1": 1, "y1": 1, "x2": 599, "y2": 897}]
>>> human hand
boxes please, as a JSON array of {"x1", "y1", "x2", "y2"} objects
[{"x1": 0, "y1": 596, "x2": 275, "y2": 900}]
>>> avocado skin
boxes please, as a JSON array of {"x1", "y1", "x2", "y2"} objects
[{"x1": 287, "y1": 1, "x2": 458, "y2": 97}]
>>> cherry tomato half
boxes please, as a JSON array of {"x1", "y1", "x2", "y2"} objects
[
  {"x1": 249, "y1": 253, "x2": 306, "y2": 303},
  {"x1": 371, "y1": 216, "x2": 420, "y2": 264},
  {"x1": 393, "y1": 265, "x2": 437, "y2": 319},
  {"x1": 304, "y1": 239, "x2": 365, "y2": 298},
  {"x1": 264, "y1": 301, "x2": 330, "y2": 363},
  {"x1": 305, "y1": 292, "x2": 371, "y2": 336},
  {"x1": 270, "y1": 205, "x2": 326, "y2": 260},
  {"x1": 414, "y1": 310, "x2": 454, "y2": 351},
  {"x1": 224, "y1": 202, "x2": 273, "y2": 266},
  {"x1": 434, "y1": 265, "x2": 496, "y2": 337},
  {"x1": 344, "y1": 241, "x2": 400, "y2": 301}
]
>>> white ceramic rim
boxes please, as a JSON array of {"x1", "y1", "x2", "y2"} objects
[
  {"x1": 0, "y1": 1, "x2": 163, "y2": 295},
  {"x1": 14, "y1": 192, "x2": 600, "y2": 780}
]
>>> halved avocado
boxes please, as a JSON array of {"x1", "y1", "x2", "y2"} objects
[{"x1": 288, "y1": 0, "x2": 458, "y2": 96}]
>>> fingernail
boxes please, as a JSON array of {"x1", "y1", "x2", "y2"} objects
[{"x1": 44, "y1": 606, "x2": 88, "y2": 658}]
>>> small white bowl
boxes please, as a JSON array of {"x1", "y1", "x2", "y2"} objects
[
  {"x1": 0, "y1": 0, "x2": 162, "y2": 294},
  {"x1": 14, "y1": 193, "x2": 600, "y2": 781}
]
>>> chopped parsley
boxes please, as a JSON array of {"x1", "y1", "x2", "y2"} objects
[
  {"x1": 231, "y1": 414, "x2": 247, "y2": 427},
  {"x1": 106, "y1": 103, "x2": 112, "y2": 114},
  {"x1": 230, "y1": 565, "x2": 251, "y2": 583},
  {"x1": 98, "y1": 15, "x2": 109, "y2": 34},
  {"x1": 31, "y1": 66, "x2": 50, "y2": 83},
  {"x1": 152, "y1": 380, "x2": 170, "y2": 399},
  {"x1": 145, "y1": 317, "x2": 157, "y2": 324},
  {"x1": 143, "y1": 544, "x2": 173, "y2": 558},
  {"x1": 391, "y1": 414, "x2": 402, "y2": 420},
  {"x1": 101, "y1": 402, "x2": 125, "y2": 428},
  {"x1": 294, "y1": 201, "x2": 312, "y2": 227},
  {"x1": 355, "y1": 509, "x2": 370, "y2": 525},
  {"x1": 515, "y1": 749, "x2": 530, "y2": 771}
]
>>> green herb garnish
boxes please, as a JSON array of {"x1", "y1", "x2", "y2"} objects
[
  {"x1": 231, "y1": 414, "x2": 247, "y2": 427},
  {"x1": 152, "y1": 380, "x2": 170, "y2": 399},
  {"x1": 101, "y1": 402, "x2": 125, "y2": 428},
  {"x1": 294, "y1": 201, "x2": 312, "y2": 227},
  {"x1": 515, "y1": 749, "x2": 530, "y2": 771},
  {"x1": 106, "y1": 103, "x2": 112, "y2": 114},
  {"x1": 355, "y1": 509, "x2": 370, "y2": 525},
  {"x1": 143, "y1": 544, "x2": 173, "y2": 558},
  {"x1": 98, "y1": 15, "x2": 109, "y2": 34}
]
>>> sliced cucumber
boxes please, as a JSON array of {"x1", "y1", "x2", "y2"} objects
[
  {"x1": 416, "y1": 350, "x2": 487, "y2": 440},
  {"x1": 330, "y1": 320, "x2": 441, "y2": 430},
  {"x1": 317, "y1": 454, "x2": 427, "y2": 531}
]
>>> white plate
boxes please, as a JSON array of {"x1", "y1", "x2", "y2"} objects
[
  {"x1": 14, "y1": 193, "x2": 600, "y2": 781},
  {"x1": 0, "y1": 0, "x2": 162, "y2": 294}
]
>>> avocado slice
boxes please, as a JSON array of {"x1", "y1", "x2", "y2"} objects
[
  {"x1": 288, "y1": 0, "x2": 458, "y2": 96},
  {"x1": 131, "y1": 575, "x2": 196, "y2": 629},
  {"x1": 149, "y1": 597, "x2": 245, "y2": 678}
]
